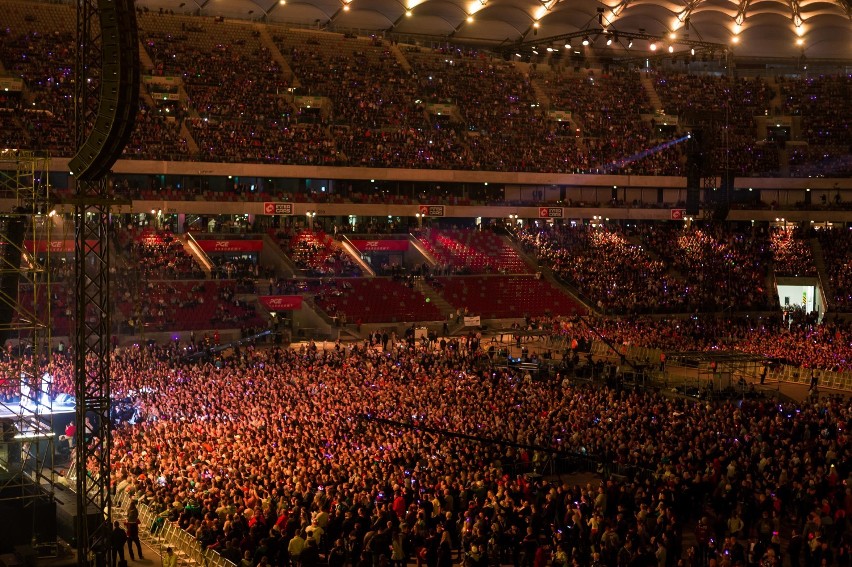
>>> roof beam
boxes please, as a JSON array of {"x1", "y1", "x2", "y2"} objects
[
  {"x1": 788, "y1": 0, "x2": 803, "y2": 27},
  {"x1": 734, "y1": 0, "x2": 750, "y2": 25}
]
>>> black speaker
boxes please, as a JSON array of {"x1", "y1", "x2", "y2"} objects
[
  {"x1": 69, "y1": 0, "x2": 140, "y2": 181},
  {"x1": 0, "y1": 216, "x2": 27, "y2": 343},
  {"x1": 686, "y1": 187, "x2": 700, "y2": 215}
]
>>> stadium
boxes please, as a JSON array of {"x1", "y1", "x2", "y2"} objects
[{"x1": 0, "y1": 0, "x2": 849, "y2": 566}]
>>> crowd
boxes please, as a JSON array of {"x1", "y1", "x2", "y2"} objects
[
  {"x1": 0, "y1": 4, "x2": 848, "y2": 176},
  {"x1": 769, "y1": 228, "x2": 817, "y2": 278},
  {"x1": 6, "y1": 332, "x2": 848, "y2": 567},
  {"x1": 272, "y1": 228, "x2": 362, "y2": 277},
  {"x1": 515, "y1": 224, "x2": 687, "y2": 314},
  {"x1": 515, "y1": 223, "x2": 776, "y2": 314},
  {"x1": 815, "y1": 228, "x2": 852, "y2": 311}
]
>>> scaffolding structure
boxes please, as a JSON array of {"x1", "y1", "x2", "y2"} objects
[
  {"x1": 666, "y1": 350, "x2": 767, "y2": 398},
  {"x1": 0, "y1": 150, "x2": 57, "y2": 541}
]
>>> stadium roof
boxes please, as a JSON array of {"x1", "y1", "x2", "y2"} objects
[{"x1": 136, "y1": 0, "x2": 852, "y2": 60}]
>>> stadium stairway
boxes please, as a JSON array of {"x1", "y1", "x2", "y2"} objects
[
  {"x1": 261, "y1": 233, "x2": 299, "y2": 277},
  {"x1": 182, "y1": 235, "x2": 213, "y2": 277},
  {"x1": 339, "y1": 237, "x2": 376, "y2": 276},
  {"x1": 809, "y1": 237, "x2": 833, "y2": 306},
  {"x1": 500, "y1": 234, "x2": 537, "y2": 272},
  {"x1": 180, "y1": 120, "x2": 201, "y2": 156},
  {"x1": 639, "y1": 71, "x2": 662, "y2": 114},
  {"x1": 389, "y1": 43, "x2": 412, "y2": 72},
  {"x1": 256, "y1": 24, "x2": 299, "y2": 87},
  {"x1": 530, "y1": 79, "x2": 551, "y2": 111},
  {"x1": 412, "y1": 278, "x2": 455, "y2": 319},
  {"x1": 408, "y1": 235, "x2": 439, "y2": 267},
  {"x1": 138, "y1": 40, "x2": 156, "y2": 72}
]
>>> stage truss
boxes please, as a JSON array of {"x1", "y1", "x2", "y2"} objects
[{"x1": 0, "y1": 151, "x2": 57, "y2": 523}]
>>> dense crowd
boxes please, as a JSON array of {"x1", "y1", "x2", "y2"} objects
[
  {"x1": 0, "y1": 4, "x2": 848, "y2": 175},
  {"x1": 815, "y1": 228, "x2": 852, "y2": 311},
  {"x1": 7, "y1": 335, "x2": 848, "y2": 567},
  {"x1": 578, "y1": 314, "x2": 852, "y2": 372},
  {"x1": 769, "y1": 228, "x2": 817, "y2": 278},
  {"x1": 515, "y1": 223, "x2": 776, "y2": 314}
]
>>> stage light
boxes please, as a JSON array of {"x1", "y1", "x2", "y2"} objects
[
  {"x1": 582, "y1": 36, "x2": 590, "y2": 46},
  {"x1": 668, "y1": 45, "x2": 674, "y2": 53},
  {"x1": 650, "y1": 42, "x2": 657, "y2": 51}
]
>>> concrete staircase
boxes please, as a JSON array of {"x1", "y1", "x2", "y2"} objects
[
  {"x1": 810, "y1": 237, "x2": 833, "y2": 308},
  {"x1": 138, "y1": 40, "x2": 156, "y2": 73},
  {"x1": 179, "y1": 120, "x2": 200, "y2": 156},
  {"x1": 501, "y1": 233, "x2": 596, "y2": 314},
  {"x1": 530, "y1": 78, "x2": 552, "y2": 110},
  {"x1": 409, "y1": 234, "x2": 438, "y2": 266},
  {"x1": 639, "y1": 71, "x2": 663, "y2": 114},
  {"x1": 389, "y1": 43, "x2": 412, "y2": 72},
  {"x1": 413, "y1": 278, "x2": 454, "y2": 319},
  {"x1": 339, "y1": 239, "x2": 376, "y2": 276},
  {"x1": 182, "y1": 235, "x2": 213, "y2": 277},
  {"x1": 256, "y1": 24, "x2": 300, "y2": 87}
]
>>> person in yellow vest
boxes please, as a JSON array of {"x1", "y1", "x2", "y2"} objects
[{"x1": 163, "y1": 547, "x2": 177, "y2": 567}]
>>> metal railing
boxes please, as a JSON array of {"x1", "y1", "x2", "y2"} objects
[{"x1": 114, "y1": 490, "x2": 237, "y2": 567}]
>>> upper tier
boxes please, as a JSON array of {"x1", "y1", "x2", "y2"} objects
[{"x1": 0, "y1": 2, "x2": 849, "y2": 177}]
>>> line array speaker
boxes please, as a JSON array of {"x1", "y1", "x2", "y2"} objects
[{"x1": 69, "y1": 0, "x2": 140, "y2": 181}]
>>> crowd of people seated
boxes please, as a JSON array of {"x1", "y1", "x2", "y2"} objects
[
  {"x1": 118, "y1": 227, "x2": 206, "y2": 280},
  {"x1": 4, "y1": 329, "x2": 847, "y2": 567},
  {"x1": 515, "y1": 224, "x2": 681, "y2": 313},
  {"x1": 769, "y1": 228, "x2": 818, "y2": 277},
  {"x1": 515, "y1": 222, "x2": 782, "y2": 314},
  {"x1": 815, "y1": 227, "x2": 852, "y2": 311},
  {"x1": 0, "y1": 4, "x2": 848, "y2": 176},
  {"x1": 635, "y1": 224, "x2": 775, "y2": 312},
  {"x1": 272, "y1": 228, "x2": 362, "y2": 277},
  {"x1": 581, "y1": 313, "x2": 852, "y2": 371}
]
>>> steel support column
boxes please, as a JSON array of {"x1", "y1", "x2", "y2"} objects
[{"x1": 74, "y1": 0, "x2": 112, "y2": 565}]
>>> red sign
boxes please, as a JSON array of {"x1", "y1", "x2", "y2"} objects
[
  {"x1": 670, "y1": 209, "x2": 687, "y2": 220},
  {"x1": 349, "y1": 239, "x2": 410, "y2": 252},
  {"x1": 264, "y1": 202, "x2": 293, "y2": 215},
  {"x1": 259, "y1": 295, "x2": 303, "y2": 311},
  {"x1": 24, "y1": 240, "x2": 99, "y2": 253},
  {"x1": 196, "y1": 240, "x2": 264, "y2": 253},
  {"x1": 418, "y1": 205, "x2": 445, "y2": 217},
  {"x1": 539, "y1": 207, "x2": 564, "y2": 218}
]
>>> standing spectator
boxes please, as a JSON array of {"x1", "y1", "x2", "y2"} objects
[
  {"x1": 111, "y1": 521, "x2": 128, "y2": 567},
  {"x1": 126, "y1": 501, "x2": 144, "y2": 560}
]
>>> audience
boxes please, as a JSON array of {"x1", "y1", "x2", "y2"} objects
[
  {"x1": 7, "y1": 333, "x2": 847, "y2": 567},
  {"x1": 0, "y1": 4, "x2": 846, "y2": 176}
]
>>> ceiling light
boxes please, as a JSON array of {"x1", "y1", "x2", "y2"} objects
[
  {"x1": 732, "y1": 36, "x2": 739, "y2": 43},
  {"x1": 668, "y1": 45, "x2": 674, "y2": 53},
  {"x1": 606, "y1": 37, "x2": 612, "y2": 45},
  {"x1": 649, "y1": 42, "x2": 657, "y2": 51},
  {"x1": 690, "y1": 48, "x2": 695, "y2": 55},
  {"x1": 533, "y1": 22, "x2": 539, "y2": 28},
  {"x1": 564, "y1": 43, "x2": 571, "y2": 49},
  {"x1": 669, "y1": 32, "x2": 676, "y2": 40},
  {"x1": 796, "y1": 37, "x2": 804, "y2": 45},
  {"x1": 627, "y1": 39, "x2": 633, "y2": 48},
  {"x1": 582, "y1": 36, "x2": 590, "y2": 45},
  {"x1": 466, "y1": 15, "x2": 473, "y2": 22}
]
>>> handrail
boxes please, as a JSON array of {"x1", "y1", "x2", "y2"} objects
[{"x1": 114, "y1": 490, "x2": 238, "y2": 567}]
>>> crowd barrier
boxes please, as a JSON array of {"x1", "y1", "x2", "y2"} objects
[
  {"x1": 587, "y1": 340, "x2": 852, "y2": 392},
  {"x1": 114, "y1": 489, "x2": 237, "y2": 567}
]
